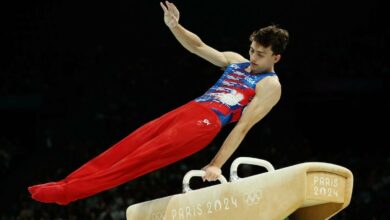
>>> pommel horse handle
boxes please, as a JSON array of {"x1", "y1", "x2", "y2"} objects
[
  {"x1": 230, "y1": 157, "x2": 275, "y2": 182},
  {"x1": 182, "y1": 170, "x2": 228, "y2": 193}
]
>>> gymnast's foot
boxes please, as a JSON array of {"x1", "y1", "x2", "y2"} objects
[{"x1": 28, "y1": 182, "x2": 69, "y2": 205}]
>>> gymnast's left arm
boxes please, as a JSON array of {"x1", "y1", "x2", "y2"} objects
[{"x1": 202, "y1": 76, "x2": 282, "y2": 181}]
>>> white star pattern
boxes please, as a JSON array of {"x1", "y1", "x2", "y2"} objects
[
  {"x1": 226, "y1": 74, "x2": 241, "y2": 80},
  {"x1": 213, "y1": 89, "x2": 243, "y2": 106},
  {"x1": 231, "y1": 64, "x2": 240, "y2": 69}
]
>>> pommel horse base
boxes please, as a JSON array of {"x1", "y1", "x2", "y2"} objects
[{"x1": 126, "y1": 157, "x2": 353, "y2": 220}]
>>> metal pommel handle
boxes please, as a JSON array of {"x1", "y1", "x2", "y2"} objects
[
  {"x1": 182, "y1": 170, "x2": 228, "y2": 193},
  {"x1": 230, "y1": 157, "x2": 275, "y2": 182}
]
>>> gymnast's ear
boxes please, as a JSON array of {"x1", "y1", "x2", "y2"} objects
[{"x1": 273, "y1": 54, "x2": 281, "y2": 63}]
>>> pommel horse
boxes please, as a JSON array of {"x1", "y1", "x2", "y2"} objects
[{"x1": 126, "y1": 157, "x2": 353, "y2": 220}]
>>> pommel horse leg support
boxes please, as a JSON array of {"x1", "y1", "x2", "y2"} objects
[{"x1": 126, "y1": 157, "x2": 353, "y2": 220}]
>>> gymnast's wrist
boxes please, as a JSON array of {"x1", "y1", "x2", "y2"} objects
[
  {"x1": 209, "y1": 161, "x2": 222, "y2": 168},
  {"x1": 168, "y1": 22, "x2": 179, "y2": 29}
]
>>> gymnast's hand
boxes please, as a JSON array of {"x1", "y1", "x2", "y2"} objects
[
  {"x1": 160, "y1": 1, "x2": 180, "y2": 29},
  {"x1": 202, "y1": 165, "x2": 222, "y2": 182}
]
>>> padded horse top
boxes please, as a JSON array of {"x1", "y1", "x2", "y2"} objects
[{"x1": 126, "y1": 157, "x2": 353, "y2": 220}]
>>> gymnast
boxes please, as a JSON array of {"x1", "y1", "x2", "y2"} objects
[{"x1": 28, "y1": 1, "x2": 289, "y2": 205}]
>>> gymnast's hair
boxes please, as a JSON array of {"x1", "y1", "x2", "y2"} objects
[{"x1": 250, "y1": 25, "x2": 289, "y2": 55}]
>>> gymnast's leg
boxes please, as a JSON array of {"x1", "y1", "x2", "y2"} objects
[
  {"x1": 27, "y1": 111, "x2": 170, "y2": 187},
  {"x1": 28, "y1": 102, "x2": 221, "y2": 205},
  {"x1": 28, "y1": 103, "x2": 190, "y2": 201}
]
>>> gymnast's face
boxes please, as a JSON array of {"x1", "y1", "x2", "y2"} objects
[{"x1": 248, "y1": 41, "x2": 281, "y2": 74}]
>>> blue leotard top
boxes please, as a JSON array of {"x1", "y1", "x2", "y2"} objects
[{"x1": 194, "y1": 62, "x2": 276, "y2": 126}]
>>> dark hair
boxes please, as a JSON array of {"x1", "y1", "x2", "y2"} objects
[{"x1": 249, "y1": 25, "x2": 289, "y2": 55}]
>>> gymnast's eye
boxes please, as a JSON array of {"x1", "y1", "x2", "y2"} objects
[{"x1": 257, "y1": 53, "x2": 264, "y2": 58}]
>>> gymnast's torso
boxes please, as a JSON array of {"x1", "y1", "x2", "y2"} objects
[{"x1": 194, "y1": 62, "x2": 277, "y2": 126}]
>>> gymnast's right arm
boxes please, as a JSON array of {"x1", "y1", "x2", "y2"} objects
[{"x1": 160, "y1": 1, "x2": 246, "y2": 68}]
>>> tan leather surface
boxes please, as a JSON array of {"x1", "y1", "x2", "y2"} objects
[{"x1": 126, "y1": 162, "x2": 353, "y2": 220}]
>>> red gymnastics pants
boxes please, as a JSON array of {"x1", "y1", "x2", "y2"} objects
[{"x1": 28, "y1": 101, "x2": 221, "y2": 205}]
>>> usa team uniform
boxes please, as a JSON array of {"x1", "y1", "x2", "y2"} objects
[{"x1": 28, "y1": 62, "x2": 276, "y2": 205}]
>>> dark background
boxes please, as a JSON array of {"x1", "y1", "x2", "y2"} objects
[{"x1": 0, "y1": 0, "x2": 388, "y2": 219}]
